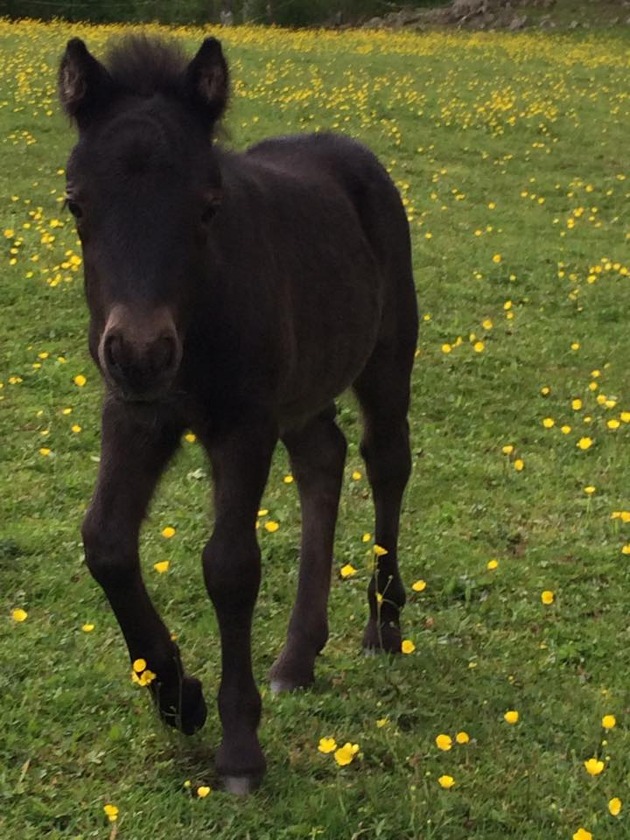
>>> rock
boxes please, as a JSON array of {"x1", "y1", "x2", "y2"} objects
[{"x1": 509, "y1": 13, "x2": 527, "y2": 29}]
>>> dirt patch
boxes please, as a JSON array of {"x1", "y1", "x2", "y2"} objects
[{"x1": 362, "y1": 0, "x2": 630, "y2": 32}]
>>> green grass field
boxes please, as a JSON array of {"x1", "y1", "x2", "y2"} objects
[{"x1": 1, "y1": 16, "x2": 629, "y2": 840}]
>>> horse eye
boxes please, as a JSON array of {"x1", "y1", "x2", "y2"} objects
[
  {"x1": 66, "y1": 199, "x2": 83, "y2": 220},
  {"x1": 201, "y1": 195, "x2": 222, "y2": 225}
]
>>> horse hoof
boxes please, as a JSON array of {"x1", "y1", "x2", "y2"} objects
[
  {"x1": 270, "y1": 676, "x2": 305, "y2": 694},
  {"x1": 180, "y1": 677, "x2": 208, "y2": 735},
  {"x1": 154, "y1": 675, "x2": 207, "y2": 734},
  {"x1": 222, "y1": 774, "x2": 263, "y2": 796},
  {"x1": 362, "y1": 621, "x2": 402, "y2": 654}
]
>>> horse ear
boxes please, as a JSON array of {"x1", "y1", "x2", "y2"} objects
[
  {"x1": 59, "y1": 38, "x2": 115, "y2": 127},
  {"x1": 185, "y1": 38, "x2": 229, "y2": 125}
]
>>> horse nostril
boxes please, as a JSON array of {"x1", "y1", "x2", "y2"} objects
[
  {"x1": 151, "y1": 335, "x2": 177, "y2": 374},
  {"x1": 103, "y1": 332, "x2": 125, "y2": 374}
]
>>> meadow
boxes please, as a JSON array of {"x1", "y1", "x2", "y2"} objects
[{"x1": 0, "y1": 16, "x2": 629, "y2": 840}]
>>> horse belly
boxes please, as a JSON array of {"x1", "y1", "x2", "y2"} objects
[{"x1": 277, "y1": 257, "x2": 382, "y2": 424}]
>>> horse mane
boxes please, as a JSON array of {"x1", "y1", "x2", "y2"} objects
[{"x1": 104, "y1": 35, "x2": 189, "y2": 98}]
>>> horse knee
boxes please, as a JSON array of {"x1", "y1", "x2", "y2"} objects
[
  {"x1": 202, "y1": 530, "x2": 261, "y2": 614},
  {"x1": 360, "y1": 421, "x2": 411, "y2": 488},
  {"x1": 82, "y1": 510, "x2": 137, "y2": 587}
]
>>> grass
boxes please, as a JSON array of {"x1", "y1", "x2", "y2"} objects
[{"x1": 1, "y1": 16, "x2": 629, "y2": 840}]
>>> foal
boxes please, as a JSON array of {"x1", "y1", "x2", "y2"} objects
[{"x1": 59, "y1": 35, "x2": 418, "y2": 792}]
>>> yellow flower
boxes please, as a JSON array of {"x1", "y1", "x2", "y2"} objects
[
  {"x1": 541, "y1": 590, "x2": 555, "y2": 605},
  {"x1": 412, "y1": 579, "x2": 427, "y2": 592},
  {"x1": 373, "y1": 544, "x2": 388, "y2": 557},
  {"x1": 514, "y1": 459, "x2": 524, "y2": 472},
  {"x1": 584, "y1": 486, "x2": 596, "y2": 495},
  {"x1": 607, "y1": 419, "x2": 620, "y2": 430},
  {"x1": 492, "y1": 253, "x2": 502, "y2": 263},
  {"x1": 571, "y1": 342, "x2": 580, "y2": 351},
  {"x1": 132, "y1": 658, "x2": 147, "y2": 673},
  {"x1": 283, "y1": 474, "x2": 294, "y2": 483},
  {"x1": 502, "y1": 444, "x2": 514, "y2": 455},
  {"x1": 82, "y1": 623, "x2": 95, "y2": 632},
  {"x1": 441, "y1": 343, "x2": 452, "y2": 354},
  {"x1": 184, "y1": 432, "x2": 196, "y2": 443},
  {"x1": 71, "y1": 424, "x2": 82, "y2": 433},
  {"x1": 340, "y1": 564, "x2": 357, "y2": 578},
  {"x1": 318, "y1": 737, "x2": 337, "y2": 754},
  {"x1": 455, "y1": 731, "x2": 470, "y2": 745},
  {"x1": 39, "y1": 447, "x2": 51, "y2": 457},
  {"x1": 73, "y1": 374, "x2": 87, "y2": 387},
  {"x1": 602, "y1": 714, "x2": 616, "y2": 730},
  {"x1": 351, "y1": 470, "x2": 362, "y2": 480},
  {"x1": 504, "y1": 710, "x2": 519, "y2": 724},
  {"x1": 401, "y1": 639, "x2": 416, "y2": 654},
  {"x1": 154, "y1": 560, "x2": 170, "y2": 574},
  {"x1": 334, "y1": 742, "x2": 359, "y2": 766},
  {"x1": 133, "y1": 669, "x2": 156, "y2": 687},
  {"x1": 438, "y1": 775, "x2": 455, "y2": 789},
  {"x1": 608, "y1": 797, "x2": 622, "y2": 816},
  {"x1": 540, "y1": 386, "x2": 551, "y2": 396},
  {"x1": 435, "y1": 734, "x2": 453, "y2": 751},
  {"x1": 473, "y1": 341, "x2": 485, "y2": 353},
  {"x1": 542, "y1": 417, "x2": 555, "y2": 428},
  {"x1": 264, "y1": 520, "x2": 280, "y2": 532},
  {"x1": 577, "y1": 437, "x2": 593, "y2": 451},
  {"x1": 376, "y1": 717, "x2": 389, "y2": 728},
  {"x1": 257, "y1": 509, "x2": 269, "y2": 516},
  {"x1": 583, "y1": 757, "x2": 605, "y2": 776},
  {"x1": 362, "y1": 532, "x2": 371, "y2": 543},
  {"x1": 161, "y1": 526, "x2": 176, "y2": 538},
  {"x1": 487, "y1": 559, "x2": 499, "y2": 571},
  {"x1": 572, "y1": 398, "x2": 583, "y2": 410},
  {"x1": 561, "y1": 425, "x2": 572, "y2": 435},
  {"x1": 11, "y1": 608, "x2": 28, "y2": 622},
  {"x1": 196, "y1": 786, "x2": 211, "y2": 798},
  {"x1": 621, "y1": 544, "x2": 630, "y2": 555},
  {"x1": 572, "y1": 829, "x2": 592, "y2": 840},
  {"x1": 103, "y1": 804, "x2": 119, "y2": 822}
]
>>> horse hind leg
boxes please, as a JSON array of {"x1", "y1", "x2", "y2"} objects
[
  {"x1": 270, "y1": 404, "x2": 347, "y2": 692},
  {"x1": 352, "y1": 342, "x2": 414, "y2": 653}
]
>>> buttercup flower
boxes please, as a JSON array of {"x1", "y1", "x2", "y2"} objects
[
  {"x1": 103, "y1": 804, "x2": 119, "y2": 822},
  {"x1": 435, "y1": 734, "x2": 453, "y2": 751},
  {"x1": 318, "y1": 737, "x2": 337, "y2": 754},
  {"x1": 334, "y1": 742, "x2": 359, "y2": 766},
  {"x1": 583, "y1": 757, "x2": 604, "y2": 776},
  {"x1": 608, "y1": 797, "x2": 622, "y2": 816}
]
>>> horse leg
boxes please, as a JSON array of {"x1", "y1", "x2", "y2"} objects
[
  {"x1": 82, "y1": 399, "x2": 206, "y2": 734},
  {"x1": 353, "y1": 345, "x2": 414, "y2": 653},
  {"x1": 199, "y1": 415, "x2": 278, "y2": 793},
  {"x1": 270, "y1": 404, "x2": 347, "y2": 693}
]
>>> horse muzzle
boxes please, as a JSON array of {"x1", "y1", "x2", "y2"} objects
[{"x1": 98, "y1": 304, "x2": 182, "y2": 401}]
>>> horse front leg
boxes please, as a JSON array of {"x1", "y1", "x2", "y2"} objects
[
  {"x1": 200, "y1": 414, "x2": 278, "y2": 793},
  {"x1": 82, "y1": 398, "x2": 206, "y2": 734}
]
